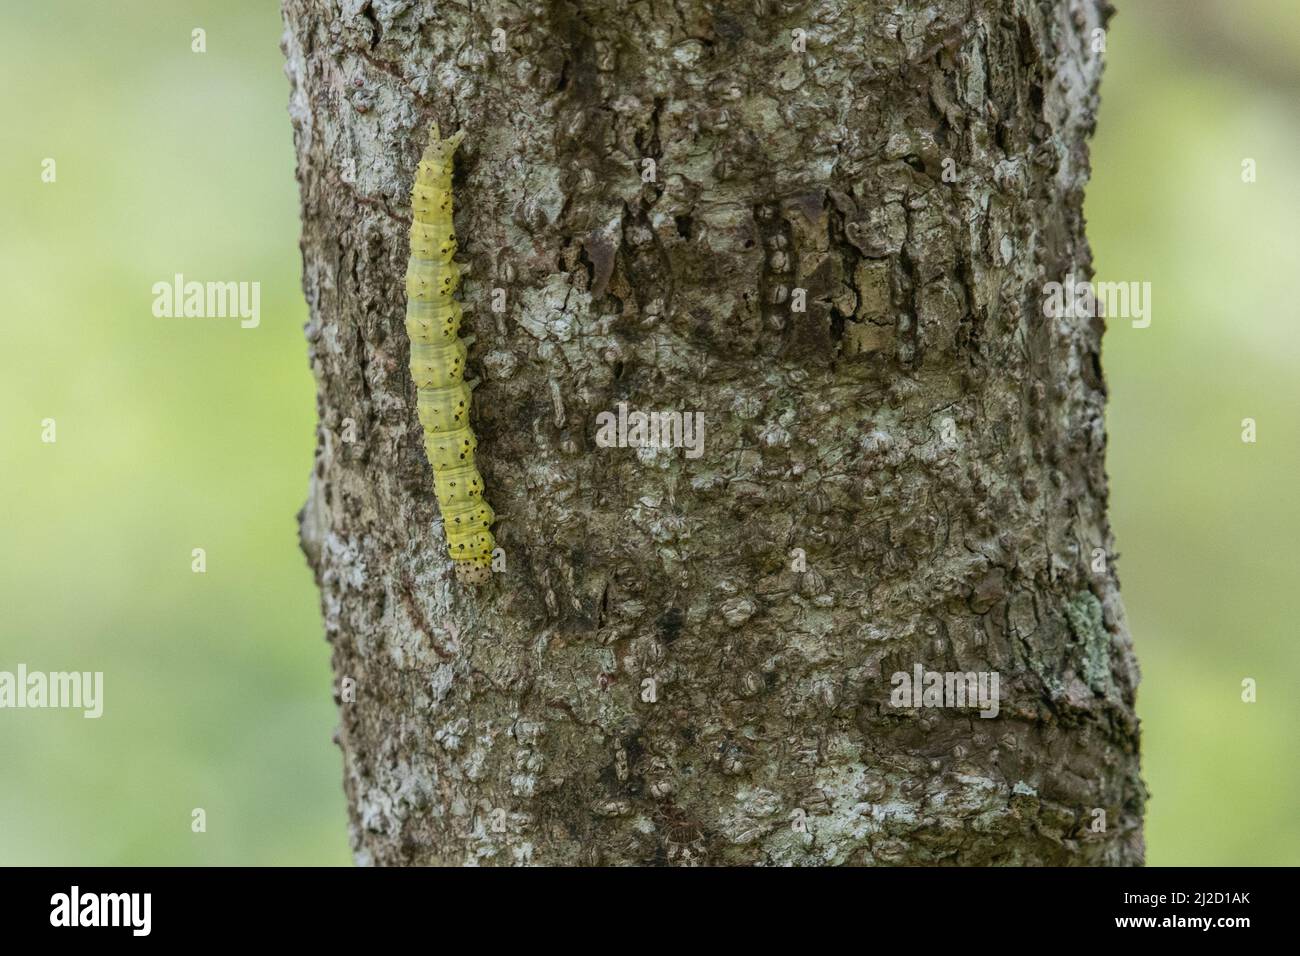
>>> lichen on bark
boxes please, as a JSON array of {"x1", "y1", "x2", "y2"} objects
[{"x1": 283, "y1": 0, "x2": 1144, "y2": 865}]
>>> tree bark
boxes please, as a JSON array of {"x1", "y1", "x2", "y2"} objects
[{"x1": 282, "y1": 0, "x2": 1144, "y2": 865}]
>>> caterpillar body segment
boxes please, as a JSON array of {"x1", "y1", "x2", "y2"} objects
[
  {"x1": 443, "y1": 499, "x2": 494, "y2": 535},
  {"x1": 405, "y1": 298, "x2": 467, "y2": 342},
  {"x1": 409, "y1": 219, "x2": 459, "y2": 261},
  {"x1": 409, "y1": 338, "x2": 469, "y2": 389},
  {"x1": 432, "y1": 462, "x2": 486, "y2": 508},
  {"x1": 406, "y1": 257, "x2": 463, "y2": 301},
  {"x1": 415, "y1": 381, "x2": 474, "y2": 433},
  {"x1": 422, "y1": 426, "x2": 476, "y2": 469},
  {"x1": 447, "y1": 530, "x2": 495, "y2": 566},
  {"x1": 405, "y1": 122, "x2": 495, "y2": 585}
]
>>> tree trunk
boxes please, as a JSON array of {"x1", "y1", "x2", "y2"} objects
[{"x1": 282, "y1": 0, "x2": 1144, "y2": 865}]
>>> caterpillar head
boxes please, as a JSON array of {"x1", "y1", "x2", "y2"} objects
[{"x1": 422, "y1": 123, "x2": 466, "y2": 168}]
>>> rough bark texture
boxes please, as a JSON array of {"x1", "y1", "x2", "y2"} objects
[{"x1": 283, "y1": 0, "x2": 1144, "y2": 865}]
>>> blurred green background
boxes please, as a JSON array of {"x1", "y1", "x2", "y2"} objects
[
  {"x1": 0, "y1": 1, "x2": 1295, "y2": 865},
  {"x1": 0, "y1": 1, "x2": 348, "y2": 864},
  {"x1": 1090, "y1": 0, "x2": 1300, "y2": 866}
]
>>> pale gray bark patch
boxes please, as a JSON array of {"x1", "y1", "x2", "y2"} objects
[{"x1": 283, "y1": 0, "x2": 1144, "y2": 865}]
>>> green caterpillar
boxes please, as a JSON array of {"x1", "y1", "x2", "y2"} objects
[{"x1": 405, "y1": 122, "x2": 494, "y2": 585}]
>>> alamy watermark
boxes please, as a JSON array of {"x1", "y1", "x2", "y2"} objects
[
  {"x1": 0, "y1": 665, "x2": 103, "y2": 718},
  {"x1": 1042, "y1": 273, "x2": 1151, "y2": 328},
  {"x1": 890, "y1": 663, "x2": 999, "y2": 718},
  {"x1": 152, "y1": 273, "x2": 260, "y2": 328},
  {"x1": 594, "y1": 402, "x2": 705, "y2": 459},
  {"x1": 50, "y1": 886, "x2": 150, "y2": 936}
]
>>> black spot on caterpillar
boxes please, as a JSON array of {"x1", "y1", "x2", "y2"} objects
[{"x1": 406, "y1": 123, "x2": 495, "y2": 585}]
